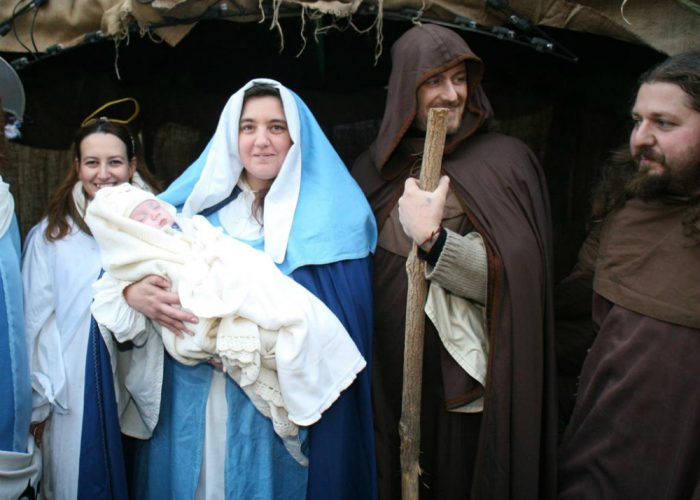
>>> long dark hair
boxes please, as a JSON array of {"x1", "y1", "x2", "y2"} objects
[
  {"x1": 43, "y1": 119, "x2": 161, "y2": 241},
  {"x1": 590, "y1": 145, "x2": 637, "y2": 222},
  {"x1": 640, "y1": 50, "x2": 700, "y2": 112},
  {"x1": 241, "y1": 83, "x2": 284, "y2": 225}
]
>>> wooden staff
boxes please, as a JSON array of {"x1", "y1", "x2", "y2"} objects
[{"x1": 400, "y1": 107, "x2": 449, "y2": 500}]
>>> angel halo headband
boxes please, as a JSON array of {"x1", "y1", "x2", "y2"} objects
[
  {"x1": 80, "y1": 97, "x2": 140, "y2": 155},
  {"x1": 81, "y1": 97, "x2": 140, "y2": 127}
]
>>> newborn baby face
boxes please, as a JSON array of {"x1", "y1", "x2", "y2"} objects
[{"x1": 130, "y1": 199, "x2": 175, "y2": 229}]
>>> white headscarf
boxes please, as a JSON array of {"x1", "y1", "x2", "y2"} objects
[
  {"x1": 0, "y1": 176, "x2": 15, "y2": 238},
  {"x1": 182, "y1": 79, "x2": 301, "y2": 264}
]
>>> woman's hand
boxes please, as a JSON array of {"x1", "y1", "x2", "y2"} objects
[{"x1": 124, "y1": 275, "x2": 198, "y2": 337}]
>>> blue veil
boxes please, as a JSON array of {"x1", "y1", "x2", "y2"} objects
[{"x1": 160, "y1": 78, "x2": 377, "y2": 274}]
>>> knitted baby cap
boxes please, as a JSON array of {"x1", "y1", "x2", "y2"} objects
[{"x1": 94, "y1": 183, "x2": 157, "y2": 219}]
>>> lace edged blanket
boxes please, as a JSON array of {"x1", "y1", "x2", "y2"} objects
[{"x1": 86, "y1": 198, "x2": 366, "y2": 463}]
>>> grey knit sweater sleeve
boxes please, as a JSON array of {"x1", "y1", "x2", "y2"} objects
[{"x1": 425, "y1": 228, "x2": 488, "y2": 305}]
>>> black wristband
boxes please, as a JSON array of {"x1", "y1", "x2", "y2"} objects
[{"x1": 417, "y1": 227, "x2": 447, "y2": 266}]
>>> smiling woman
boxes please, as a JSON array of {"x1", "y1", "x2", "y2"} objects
[
  {"x1": 20, "y1": 118, "x2": 160, "y2": 499},
  {"x1": 40, "y1": 119, "x2": 160, "y2": 241},
  {"x1": 76, "y1": 133, "x2": 136, "y2": 200},
  {"x1": 235, "y1": 85, "x2": 296, "y2": 229},
  {"x1": 238, "y1": 94, "x2": 293, "y2": 192}
]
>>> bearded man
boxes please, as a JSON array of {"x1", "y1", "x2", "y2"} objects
[
  {"x1": 352, "y1": 24, "x2": 557, "y2": 500},
  {"x1": 558, "y1": 50, "x2": 700, "y2": 499}
]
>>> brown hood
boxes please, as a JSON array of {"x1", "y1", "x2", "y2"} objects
[
  {"x1": 352, "y1": 26, "x2": 557, "y2": 499},
  {"x1": 594, "y1": 198, "x2": 700, "y2": 329},
  {"x1": 369, "y1": 24, "x2": 494, "y2": 171}
]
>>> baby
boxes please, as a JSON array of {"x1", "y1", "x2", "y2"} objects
[
  {"x1": 127, "y1": 197, "x2": 176, "y2": 230},
  {"x1": 85, "y1": 184, "x2": 366, "y2": 462}
]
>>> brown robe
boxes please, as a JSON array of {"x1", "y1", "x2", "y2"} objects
[
  {"x1": 559, "y1": 198, "x2": 700, "y2": 499},
  {"x1": 351, "y1": 24, "x2": 557, "y2": 500}
]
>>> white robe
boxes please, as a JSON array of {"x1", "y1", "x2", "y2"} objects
[{"x1": 22, "y1": 219, "x2": 101, "y2": 500}]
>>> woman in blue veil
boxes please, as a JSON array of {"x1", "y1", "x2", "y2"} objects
[{"x1": 121, "y1": 79, "x2": 378, "y2": 499}]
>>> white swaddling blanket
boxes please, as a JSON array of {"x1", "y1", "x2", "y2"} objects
[{"x1": 85, "y1": 195, "x2": 366, "y2": 452}]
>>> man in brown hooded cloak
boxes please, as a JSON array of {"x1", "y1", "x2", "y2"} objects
[
  {"x1": 352, "y1": 24, "x2": 557, "y2": 500},
  {"x1": 558, "y1": 50, "x2": 700, "y2": 500}
]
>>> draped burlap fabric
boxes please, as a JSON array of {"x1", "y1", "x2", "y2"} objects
[{"x1": 0, "y1": 0, "x2": 697, "y2": 54}]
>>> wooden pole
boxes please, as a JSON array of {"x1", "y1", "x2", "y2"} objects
[{"x1": 400, "y1": 107, "x2": 449, "y2": 500}]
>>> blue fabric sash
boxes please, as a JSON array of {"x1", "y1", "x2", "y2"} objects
[
  {"x1": 0, "y1": 215, "x2": 31, "y2": 453},
  {"x1": 77, "y1": 315, "x2": 129, "y2": 500}
]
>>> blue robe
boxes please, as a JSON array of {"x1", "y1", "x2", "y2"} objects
[
  {"x1": 293, "y1": 260, "x2": 376, "y2": 500},
  {"x1": 0, "y1": 215, "x2": 31, "y2": 453},
  {"x1": 77, "y1": 314, "x2": 129, "y2": 500}
]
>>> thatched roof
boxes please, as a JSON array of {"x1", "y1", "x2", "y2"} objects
[{"x1": 0, "y1": 0, "x2": 698, "y2": 58}]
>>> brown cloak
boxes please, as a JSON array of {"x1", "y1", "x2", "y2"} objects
[
  {"x1": 352, "y1": 24, "x2": 557, "y2": 500},
  {"x1": 559, "y1": 199, "x2": 700, "y2": 499}
]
